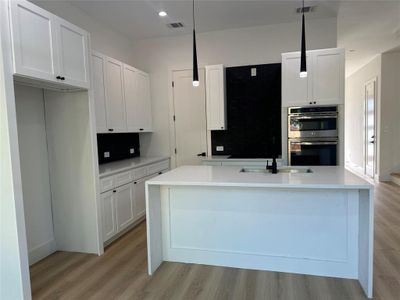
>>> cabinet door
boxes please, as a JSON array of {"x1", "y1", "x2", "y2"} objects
[
  {"x1": 101, "y1": 191, "x2": 117, "y2": 242},
  {"x1": 312, "y1": 49, "x2": 344, "y2": 105},
  {"x1": 9, "y1": 0, "x2": 58, "y2": 81},
  {"x1": 281, "y1": 52, "x2": 312, "y2": 107},
  {"x1": 92, "y1": 52, "x2": 107, "y2": 133},
  {"x1": 115, "y1": 183, "x2": 134, "y2": 231},
  {"x1": 55, "y1": 17, "x2": 90, "y2": 89},
  {"x1": 206, "y1": 65, "x2": 226, "y2": 130},
  {"x1": 133, "y1": 178, "x2": 146, "y2": 220},
  {"x1": 123, "y1": 65, "x2": 140, "y2": 132},
  {"x1": 135, "y1": 71, "x2": 153, "y2": 132},
  {"x1": 105, "y1": 57, "x2": 127, "y2": 132}
]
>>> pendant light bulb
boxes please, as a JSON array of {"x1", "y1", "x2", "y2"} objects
[
  {"x1": 192, "y1": 0, "x2": 199, "y2": 87},
  {"x1": 300, "y1": 0, "x2": 307, "y2": 78}
]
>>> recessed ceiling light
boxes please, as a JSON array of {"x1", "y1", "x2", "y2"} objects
[{"x1": 158, "y1": 11, "x2": 167, "y2": 17}]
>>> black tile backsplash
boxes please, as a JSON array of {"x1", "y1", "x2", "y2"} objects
[
  {"x1": 211, "y1": 63, "x2": 282, "y2": 158},
  {"x1": 97, "y1": 133, "x2": 140, "y2": 164}
]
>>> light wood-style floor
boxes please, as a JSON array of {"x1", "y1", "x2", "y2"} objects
[{"x1": 30, "y1": 182, "x2": 400, "y2": 300}]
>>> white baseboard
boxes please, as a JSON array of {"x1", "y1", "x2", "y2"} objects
[{"x1": 29, "y1": 239, "x2": 57, "y2": 265}]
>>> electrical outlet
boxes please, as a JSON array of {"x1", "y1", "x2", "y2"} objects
[
  {"x1": 104, "y1": 151, "x2": 110, "y2": 158},
  {"x1": 216, "y1": 146, "x2": 224, "y2": 152},
  {"x1": 251, "y1": 68, "x2": 257, "y2": 77},
  {"x1": 130, "y1": 148, "x2": 135, "y2": 154}
]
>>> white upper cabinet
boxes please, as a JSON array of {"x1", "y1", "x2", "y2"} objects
[
  {"x1": 282, "y1": 48, "x2": 344, "y2": 107},
  {"x1": 105, "y1": 57, "x2": 126, "y2": 132},
  {"x1": 124, "y1": 65, "x2": 153, "y2": 132},
  {"x1": 55, "y1": 18, "x2": 90, "y2": 89},
  {"x1": 9, "y1": 0, "x2": 90, "y2": 89},
  {"x1": 205, "y1": 64, "x2": 226, "y2": 130},
  {"x1": 91, "y1": 51, "x2": 153, "y2": 133},
  {"x1": 9, "y1": 0, "x2": 58, "y2": 81},
  {"x1": 281, "y1": 52, "x2": 312, "y2": 107},
  {"x1": 92, "y1": 52, "x2": 107, "y2": 133},
  {"x1": 134, "y1": 70, "x2": 152, "y2": 132},
  {"x1": 312, "y1": 48, "x2": 344, "y2": 105}
]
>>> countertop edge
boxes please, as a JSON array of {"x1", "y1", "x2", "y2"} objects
[
  {"x1": 146, "y1": 181, "x2": 373, "y2": 190},
  {"x1": 99, "y1": 157, "x2": 170, "y2": 178}
]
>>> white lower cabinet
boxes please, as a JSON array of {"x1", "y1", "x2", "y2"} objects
[
  {"x1": 114, "y1": 183, "x2": 134, "y2": 232},
  {"x1": 101, "y1": 191, "x2": 117, "y2": 242},
  {"x1": 133, "y1": 178, "x2": 146, "y2": 220},
  {"x1": 100, "y1": 159, "x2": 170, "y2": 243}
]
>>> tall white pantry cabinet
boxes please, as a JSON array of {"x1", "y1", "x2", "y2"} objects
[
  {"x1": 92, "y1": 51, "x2": 153, "y2": 133},
  {"x1": 4, "y1": 0, "x2": 102, "y2": 271}
]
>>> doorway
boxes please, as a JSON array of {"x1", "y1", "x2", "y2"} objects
[
  {"x1": 364, "y1": 78, "x2": 377, "y2": 178},
  {"x1": 171, "y1": 69, "x2": 207, "y2": 167}
]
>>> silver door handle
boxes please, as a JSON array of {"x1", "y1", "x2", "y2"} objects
[{"x1": 291, "y1": 141, "x2": 338, "y2": 146}]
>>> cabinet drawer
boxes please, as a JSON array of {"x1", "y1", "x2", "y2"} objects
[
  {"x1": 132, "y1": 167, "x2": 147, "y2": 180},
  {"x1": 100, "y1": 176, "x2": 114, "y2": 193},
  {"x1": 114, "y1": 171, "x2": 133, "y2": 187},
  {"x1": 147, "y1": 160, "x2": 169, "y2": 175}
]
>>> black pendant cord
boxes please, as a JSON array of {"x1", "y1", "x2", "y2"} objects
[
  {"x1": 300, "y1": 0, "x2": 307, "y2": 76},
  {"x1": 192, "y1": 0, "x2": 199, "y2": 86}
]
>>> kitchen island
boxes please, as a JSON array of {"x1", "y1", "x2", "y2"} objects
[{"x1": 145, "y1": 165, "x2": 374, "y2": 298}]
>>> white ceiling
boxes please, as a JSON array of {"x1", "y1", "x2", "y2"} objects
[
  {"x1": 62, "y1": 0, "x2": 339, "y2": 41},
  {"x1": 35, "y1": 0, "x2": 400, "y2": 75},
  {"x1": 337, "y1": 0, "x2": 400, "y2": 76}
]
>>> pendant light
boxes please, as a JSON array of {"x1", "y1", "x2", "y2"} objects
[
  {"x1": 300, "y1": 0, "x2": 307, "y2": 78},
  {"x1": 192, "y1": 0, "x2": 199, "y2": 87}
]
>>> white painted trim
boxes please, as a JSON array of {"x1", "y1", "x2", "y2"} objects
[
  {"x1": 87, "y1": 35, "x2": 104, "y2": 256},
  {"x1": 28, "y1": 239, "x2": 57, "y2": 265},
  {"x1": 0, "y1": 1, "x2": 32, "y2": 298}
]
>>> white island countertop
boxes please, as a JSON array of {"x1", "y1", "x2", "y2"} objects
[
  {"x1": 99, "y1": 156, "x2": 169, "y2": 178},
  {"x1": 147, "y1": 165, "x2": 372, "y2": 190}
]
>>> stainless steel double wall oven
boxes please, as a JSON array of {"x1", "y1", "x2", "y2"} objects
[{"x1": 288, "y1": 106, "x2": 338, "y2": 166}]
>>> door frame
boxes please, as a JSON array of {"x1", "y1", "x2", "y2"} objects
[
  {"x1": 363, "y1": 77, "x2": 377, "y2": 179},
  {"x1": 168, "y1": 65, "x2": 210, "y2": 169}
]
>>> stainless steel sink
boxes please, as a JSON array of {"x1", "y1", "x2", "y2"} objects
[{"x1": 240, "y1": 167, "x2": 313, "y2": 174}]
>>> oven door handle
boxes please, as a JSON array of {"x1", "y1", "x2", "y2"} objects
[
  {"x1": 290, "y1": 141, "x2": 338, "y2": 146},
  {"x1": 290, "y1": 115, "x2": 338, "y2": 120}
]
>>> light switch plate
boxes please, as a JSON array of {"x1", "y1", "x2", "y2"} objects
[
  {"x1": 216, "y1": 146, "x2": 224, "y2": 152},
  {"x1": 104, "y1": 151, "x2": 110, "y2": 158},
  {"x1": 130, "y1": 148, "x2": 135, "y2": 154},
  {"x1": 251, "y1": 68, "x2": 257, "y2": 77}
]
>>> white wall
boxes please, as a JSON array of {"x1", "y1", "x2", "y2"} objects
[
  {"x1": 34, "y1": 1, "x2": 137, "y2": 66},
  {"x1": 345, "y1": 56, "x2": 381, "y2": 176},
  {"x1": 380, "y1": 51, "x2": 400, "y2": 179},
  {"x1": 129, "y1": 18, "x2": 338, "y2": 157},
  {"x1": 15, "y1": 84, "x2": 56, "y2": 265}
]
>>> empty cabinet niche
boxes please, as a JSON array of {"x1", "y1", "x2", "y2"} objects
[
  {"x1": 9, "y1": 0, "x2": 90, "y2": 89},
  {"x1": 15, "y1": 84, "x2": 100, "y2": 265},
  {"x1": 99, "y1": 159, "x2": 170, "y2": 244},
  {"x1": 282, "y1": 48, "x2": 344, "y2": 107},
  {"x1": 92, "y1": 51, "x2": 153, "y2": 133}
]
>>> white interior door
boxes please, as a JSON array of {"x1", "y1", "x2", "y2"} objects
[
  {"x1": 365, "y1": 79, "x2": 376, "y2": 178},
  {"x1": 172, "y1": 69, "x2": 207, "y2": 166}
]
